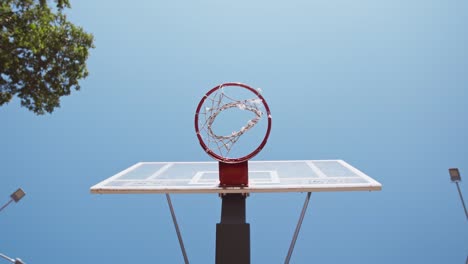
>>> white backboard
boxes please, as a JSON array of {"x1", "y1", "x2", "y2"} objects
[{"x1": 90, "y1": 160, "x2": 381, "y2": 194}]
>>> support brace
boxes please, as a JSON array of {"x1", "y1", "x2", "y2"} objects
[
  {"x1": 166, "y1": 194, "x2": 189, "y2": 264},
  {"x1": 284, "y1": 192, "x2": 312, "y2": 264}
]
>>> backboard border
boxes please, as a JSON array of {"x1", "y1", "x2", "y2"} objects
[{"x1": 90, "y1": 160, "x2": 382, "y2": 194}]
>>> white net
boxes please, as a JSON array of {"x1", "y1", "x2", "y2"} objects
[{"x1": 197, "y1": 84, "x2": 269, "y2": 160}]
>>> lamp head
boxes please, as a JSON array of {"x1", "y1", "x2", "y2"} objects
[
  {"x1": 10, "y1": 188, "x2": 25, "y2": 203},
  {"x1": 449, "y1": 168, "x2": 461, "y2": 182}
]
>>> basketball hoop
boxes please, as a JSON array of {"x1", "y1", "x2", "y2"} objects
[
  {"x1": 195, "y1": 83, "x2": 272, "y2": 186},
  {"x1": 92, "y1": 83, "x2": 382, "y2": 264}
]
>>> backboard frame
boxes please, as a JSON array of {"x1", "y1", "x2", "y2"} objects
[{"x1": 90, "y1": 160, "x2": 382, "y2": 194}]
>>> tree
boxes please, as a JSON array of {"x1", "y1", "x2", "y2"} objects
[{"x1": 0, "y1": 0, "x2": 94, "y2": 115}]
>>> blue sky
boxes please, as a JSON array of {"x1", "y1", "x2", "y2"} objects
[{"x1": 1, "y1": 0, "x2": 467, "y2": 263}]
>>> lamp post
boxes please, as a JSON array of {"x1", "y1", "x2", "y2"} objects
[
  {"x1": 0, "y1": 253, "x2": 25, "y2": 264},
  {"x1": 0, "y1": 188, "x2": 26, "y2": 213},
  {"x1": 449, "y1": 168, "x2": 468, "y2": 220},
  {"x1": 1, "y1": 188, "x2": 27, "y2": 264}
]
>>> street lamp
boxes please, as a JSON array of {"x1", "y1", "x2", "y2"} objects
[
  {"x1": 0, "y1": 253, "x2": 25, "y2": 264},
  {"x1": 0, "y1": 188, "x2": 26, "y2": 213},
  {"x1": 0, "y1": 189, "x2": 27, "y2": 264},
  {"x1": 449, "y1": 168, "x2": 468, "y2": 220}
]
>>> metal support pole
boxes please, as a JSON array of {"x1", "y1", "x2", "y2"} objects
[
  {"x1": 285, "y1": 192, "x2": 312, "y2": 264},
  {"x1": 166, "y1": 194, "x2": 189, "y2": 264},
  {"x1": 216, "y1": 193, "x2": 250, "y2": 264},
  {"x1": 455, "y1": 182, "x2": 468, "y2": 220},
  {"x1": 0, "y1": 199, "x2": 13, "y2": 213},
  {"x1": 0, "y1": 253, "x2": 14, "y2": 263},
  {"x1": 0, "y1": 253, "x2": 25, "y2": 264}
]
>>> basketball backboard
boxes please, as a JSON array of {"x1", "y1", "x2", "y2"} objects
[{"x1": 90, "y1": 160, "x2": 381, "y2": 194}]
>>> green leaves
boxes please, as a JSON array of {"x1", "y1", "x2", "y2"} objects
[{"x1": 0, "y1": 0, "x2": 94, "y2": 115}]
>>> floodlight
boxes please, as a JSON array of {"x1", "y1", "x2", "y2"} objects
[
  {"x1": 10, "y1": 188, "x2": 26, "y2": 203},
  {"x1": 449, "y1": 168, "x2": 461, "y2": 182},
  {"x1": 0, "y1": 188, "x2": 26, "y2": 213}
]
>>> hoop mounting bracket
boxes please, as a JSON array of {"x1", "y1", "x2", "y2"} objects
[{"x1": 219, "y1": 161, "x2": 248, "y2": 187}]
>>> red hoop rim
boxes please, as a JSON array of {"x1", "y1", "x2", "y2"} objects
[{"x1": 194, "y1": 82, "x2": 272, "y2": 163}]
